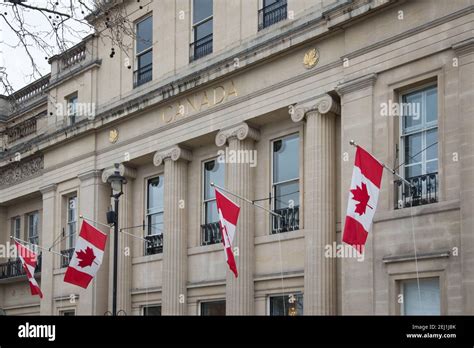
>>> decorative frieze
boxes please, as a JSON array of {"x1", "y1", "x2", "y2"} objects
[
  {"x1": 7, "y1": 117, "x2": 37, "y2": 143},
  {"x1": 0, "y1": 155, "x2": 44, "y2": 187}
]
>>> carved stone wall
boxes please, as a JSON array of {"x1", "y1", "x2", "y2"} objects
[{"x1": 0, "y1": 155, "x2": 44, "y2": 187}]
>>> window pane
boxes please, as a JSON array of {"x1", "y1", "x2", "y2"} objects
[
  {"x1": 426, "y1": 129, "x2": 438, "y2": 161},
  {"x1": 148, "y1": 212, "x2": 163, "y2": 236},
  {"x1": 405, "y1": 164, "x2": 422, "y2": 179},
  {"x1": 403, "y1": 278, "x2": 440, "y2": 315},
  {"x1": 270, "y1": 294, "x2": 303, "y2": 316},
  {"x1": 204, "y1": 160, "x2": 224, "y2": 200},
  {"x1": 148, "y1": 176, "x2": 164, "y2": 214},
  {"x1": 143, "y1": 306, "x2": 162, "y2": 316},
  {"x1": 403, "y1": 92, "x2": 422, "y2": 130},
  {"x1": 426, "y1": 160, "x2": 438, "y2": 175},
  {"x1": 138, "y1": 50, "x2": 152, "y2": 69},
  {"x1": 205, "y1": 200, "x2": 219, "y2": 224},
  {"x1": 193, "y1": 0, "x2": 213, "y2": 24},
  {"x1": 136, "y1": 16, "x2": 152, "y2": 53},
  {"x1": 425, "y1": 87, "x2": 438, "y2": 124},
  {"x1": 273, "y1": 134, "x2": 299, "y2": 183},
  {"x1": 264, "y1": 0, "x2": 279, "y2": 6},
  {"x1": 201, "y1": 301, "x2": 225, "y2": 316},
  {"x1": 195, "y1": 18, "x2": 213, "y2": 41},
  {"x1": 274, "y1": 181, "x2": 299, "y2": 210},
  {"x1": 404, "y1": 133, "x2": 422, "y2": 164}
]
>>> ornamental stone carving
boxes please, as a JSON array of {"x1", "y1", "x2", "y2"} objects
[
  {"x1": 153, "y1": 145, "x2": 192, "y2": 167},
  {"x1": 291, "y1": 94, "x2": 340, "y2": 123},
  {"x1": 0, "y1": 155, "x2": 44, "y2": 187},
  {"x1": 215, "y1": 122, "x2": 260, "y2": 147}
]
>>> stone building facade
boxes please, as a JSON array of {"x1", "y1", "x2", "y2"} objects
[{"x1": 0, "y1": 0, "x2": 472, "y2": 315}]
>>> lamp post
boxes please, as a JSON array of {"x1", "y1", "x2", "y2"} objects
[{"x1": 106, "y1": 163, "x2": 127, "y2": 316}]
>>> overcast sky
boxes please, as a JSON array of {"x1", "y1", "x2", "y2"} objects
[{"x1": 0, "y1": 1, "x2": 92, "y2": 94}]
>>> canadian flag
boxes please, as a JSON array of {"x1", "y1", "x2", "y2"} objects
[
  {"x1": 14, "y1": 240, "x2": 43, "y2": 298},
  {"x1": 64, "y1": 221, "x2": 107, "y2": 289},
  {"x1": 215, "y1": 188, "x2": 240, "y2": 278},
  {"x1": 343, "y1": 145, "x2": 383, "y2": 252}
]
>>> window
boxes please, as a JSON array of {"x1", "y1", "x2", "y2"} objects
[
  {"x1": 59, "y1": 309, "x2": 76, "y2": 316},
  {"x1": 200, "y1": 300, "x2": 225, "y2": 316},
  {"x1": 145, "y1": 175, "x2": 164, "y2": 255},
  {"x1": 190, "y1": 0, "x2": 213, "y2": 61},
  {"x1": 11, "y1": 216, "x2": 21, "y2": 240},
  {"x1": 396, "y1": 85, "x2": 438, "y2": 208},
  {"x1": 258, "y1": 0, "x2": 287, "y2": 30},
  {"x1": 400, "y1": 278, "x2": 440, "y2": 315},
  {"x1": 27, "y1": 212, "x2": 39, "y2": 245},
  {"x1": 134, "y1": 15, "x2": 153, "y2": 87},
  {"x1": 67, "y1": 196, "x2": 77, "y2": 249},
  {"x1": 269, "y1": 293, "x2": 303, "y2": 316},
  {"x1": 271, "y1": 134, "x2": 299, "y2": 234},
  {"x1": 143, "y1": 305, "x2": 162, "y2": 316},
  {"x1": 66, "y1": 94, "x2": 78, "y2": 125},
  {"x1": 201, "y1": 159, "x2": 224, "y2": 245}
]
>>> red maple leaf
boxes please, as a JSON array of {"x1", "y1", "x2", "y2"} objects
[
  {"x1": 350, "y1": 182, "x2": 373, "y2": 215},
  {"x1": 76, "y1": 246, "x2": 96, "y2": 268}
]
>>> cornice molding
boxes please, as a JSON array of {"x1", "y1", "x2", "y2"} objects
[
  {"x1": 335, "y1": 73, "x2": 377, "y2": 96},
  {"x1": 39, "y1": 183, "x2": 58, "y2": 194},
  {"x1": 77, "y1": 169, "x2": 103, "y2": 182},
  {"x1": 153, "y1": 145, "x2": 193, "y2": 167},
  {"x1": 452, "y1": 38, "x2": 474, "y2": 57},
  {"x1": 215, "y1": 122, "x2": 261, "y2": 147}
]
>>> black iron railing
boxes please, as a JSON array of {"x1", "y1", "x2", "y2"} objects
[
  {"x1": 190, "y1": 34, "x2": 213, "y2": 62},
  {"x1": 145, "y1": 234, "x2": 163, "y2": 255},
  {"x1": 201, "y1": 222, "x2": 222, "y2": 246},
  {"x1": 271, "y1": 206, "x2": 299, "y2": 234},
  {"x1": 60, "y1": 248, "x2": 74, "y2": 268},
  {"x1": 133, "y1": 63, "x2": 153, "y2": 88},
  {"x1": 394, "y1": 172, "x2": 438, "y2": 209},
  {"x1": 0, "y1": 254, "x2": 42, "y2": 280},
  {"x1": 258, "y1": 0, "x2": 287, "y2": 31}
]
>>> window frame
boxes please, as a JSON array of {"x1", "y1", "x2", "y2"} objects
[
  {"x1": 201, "y1": 157, "x2": 224, "y2": 225},
  {"x1": 142, "y1": 304, "x2": 162, "y2": 316},
  {"x1": 190, "y1": 0, "x2": 213, "y2": 61},
  {"x1": 27, "y1": 211, "x2": 39, "y2": 245},
  {"x1": 399, "y1": 277, "x2": 441, "y2": 316},
  {"x1": 267, "y1": 292, "x2": 303, "y2": 316},
  {"x1": 145, "y1": 175, "x2": 164, "y2": 237},
  {"x1": 134, "y1": 14, "x2": 153, "y2": 87},
  {"x1": 399, "y1": 83, "x2": 438, "y2": 180},
  {"x1": 198, "y1": 299, "x2": 226, "y2": 316},
  {"x1": 66, "y1": 93, "x2": 78, "y2": 126},
  {"x1": 66, "y1": 195, "x2": 78, "y2": 250},
  {"x1": 11, "y1": 216, "x2": 21, "y2": 240}
]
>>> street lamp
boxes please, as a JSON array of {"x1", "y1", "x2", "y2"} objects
[{"x1": 107, "y1": 163, "x2": 127, "y2": 316}]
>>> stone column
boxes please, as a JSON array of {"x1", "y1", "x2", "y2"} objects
[
  {"x1": 39, "y1": 183, "x2": 58, "y2": 315},
  {"x1": 452, "y1": 38, "x2": 474, "y2": 314},
  {"x1": 77, "y1": 170, "x2": 111, "y2": 315},
  {"x1": 293, "y1": 94, "x2": 339, "y2": 315},
  {"x1": 153, "y1": 146, "x2": 192, "y2": 315},
  {"x1": 101, "y1": 165, "x2": 136, "y2": 315},
  {"x1": 215, "y1": 122, "x2": 260, "y2": 315},
  {"x1": 0, "y1": 205, "x2": 7, "y2": 310}
]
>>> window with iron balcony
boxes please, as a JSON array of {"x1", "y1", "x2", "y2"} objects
[
  {"x1": 134, "y1": 15, "x2": 153, "y2": 88},
  {"x1": 201, "y1": 158, "x2": 224, "y2": 246},
  {"x1": 145, "y1": 175, "x2": 164, "y2": 255},
  {"x1": 190, "y1": 0, "x2": 213, "y2": 62},
  {"x1": 258, "y1": 0, "x2": 288, "y2": 31}
]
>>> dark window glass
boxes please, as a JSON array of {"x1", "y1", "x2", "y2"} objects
[
  {"x1": 143, "y1": 306, "x2": 162, "y2": 316},
  {"x1": 147, "y1": 176, "x2": 164, "y2": 236},
  {"x1": 201, "y1": 301, "x2": 225, "y2": 316},
  {"x1": 203, "y1": 159, "x2": 224, "y2": 224},
  {"x1": 193, "y1": 0, "x2": 213, "y2": 23},
  {"x1": 136, "y1": 16, "x2": 153, "y2": 53},
  {"x1": 270, "y1": 294, "x2": 303, "y2": 316}
]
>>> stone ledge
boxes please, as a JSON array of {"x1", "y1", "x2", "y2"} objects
[
  {"x1": 374, "y1": 199, "x2": 460, "y2": 223},
  {"x1": 383, "y1": 250, "x2": 451, "y2": 263}
]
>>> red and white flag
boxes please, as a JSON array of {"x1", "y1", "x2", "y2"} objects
[
  {"x1": 64, "y1": 221, "x2": 107, "y2": 289},
  {"x1": 343, "y1": 145, "x2": 383, "y2": 252},
  {"x1": 14, "y1": 240, "x2": 43, "y2": 298},
  {"x1": 215, "y1": 188, "x2": 240, "y2": 278}
]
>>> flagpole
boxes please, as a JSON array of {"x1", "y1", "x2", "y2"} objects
[
  {"x1": 349, "y1": 140, "x2": 413, "y2": 187},
  {"x1": 79, "y1": 215, "x2": 112, "y2": 229},
  {"x1": 210, "y1": 182, "x2": 283, "y2": 218},
  {"x1": 11, "y1": 236, "x2": 67, "y2": 258}
]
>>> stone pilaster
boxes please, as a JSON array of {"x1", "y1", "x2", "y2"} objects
[
  {"x1": 76, "y1": 170, "x2": 111, "y2": 315},
  {"x1": 0, "y1": 205, "x2": 6, "y2": 311},
  {"x1": 215, "y1": 122, "x2": 260, "y2": 315},
  {"x1": 293, "y1": 94, "x2": 339, "y2": 315},
  {"x1": 154, "y1": 146, "x2": 192, "y2": 315},
  {"x1": 39, "y1": 183, "x2": 58, "y2": 315},
  {"x1": 101, "y1": 164, "x2": 137, "y2": 315},
  {"x1": 452, "y1": 38, "x2": 474, "y2": 314}
]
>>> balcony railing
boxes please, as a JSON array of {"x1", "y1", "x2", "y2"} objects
[
  {"x1": 145, "y1": 234, "x2": 163, "y2": 256},
  {"x1": 0, "y1": 254, "x2": 42, "y2": 280},
  {"x1": 394, "y1": 172, "x2": 438, "y2": 209},
  {"x1": 258, "y1": 0, "x2": 287, "y2": 31},
  {"x1": 60, "y1": 248, "x2": 74, "y2": 268},
  {"x1": 201, "y1": 222, "x2": 222, "y2": 246},
  {"x1": 11, "y1": 74, "x2": 50, "y2": 106},
  {"x1": 133, "y1": 64, "x2": 153, "y2": 88},
  {"x1": 61, "y1": 43, "x2": 87, "y2": 69},
  {"x1": 271, "y1": 206, "x2": 299, "y2": 234},
  {"x1": 190, "y1": 34, "x2": 213, "y2": 62},
  {"x1": 7, "y1": 117, "x2": 37, "y2": 143}
]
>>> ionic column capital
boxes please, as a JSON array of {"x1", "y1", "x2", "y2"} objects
[
  {"x1": 101, "y1": 164, "x2": 137, "y2": 183},
  {"x1": 153, "y1": 145, "x2": 192, "y2": 167},
  {"x1": 215, "y1": 122, "x2": 260, "y2": 147},
  {"x1": 291, "y1": 94, "x2": 340, "y2": 123}
]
